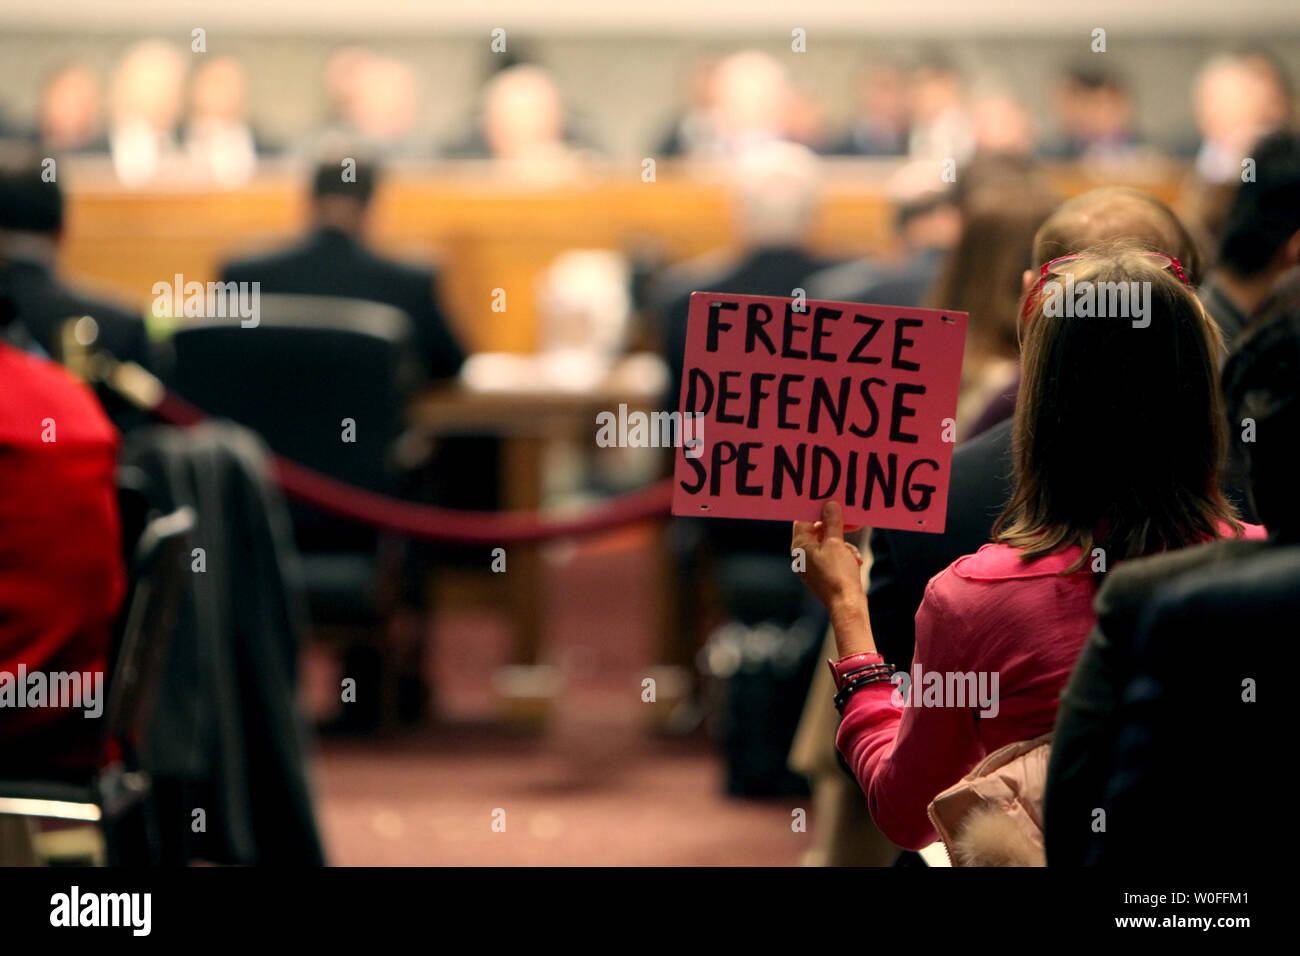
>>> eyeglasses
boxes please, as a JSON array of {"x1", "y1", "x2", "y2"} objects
[{"x1": 1022, "y1": 252, "x2": 1192, "y2": 319}]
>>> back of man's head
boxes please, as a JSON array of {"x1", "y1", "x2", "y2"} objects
[
  {"x1": 731, "y1": 141, "x2": 820, "y2": 248},
  {"x1": 1223, "y1": 272, "x2": 1300, "y2": 539},
  {"x1": 311, "y1": 157, "x2": 378, "y2": 206},
  {"x1": 0, "y1": 162, "x2": 64, "y2": 236},
  {"x1": 1216, "y1": 131, "x2": 1300, "y2": 279},
  {"x1": 1032, "y1": 186, "x2": 1203, "y2": 285}
]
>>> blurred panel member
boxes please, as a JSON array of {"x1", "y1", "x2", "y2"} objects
[
  {"x1": 183, "y1": 56, "x2": 264, "y2": 185},
  {"x1": 0, "y1": 273, "x2": 125, "y2": 779},
  {"x1": 108, "y1": 39, "x2": 187, "y2": 186},
  {"x1": 970, "y1": 90, "x2": 1035, "y2": 158},
  {"x1": 706, "y1": 51, "x2": 791, "y2": 158},
  {"x1": 351, "y1": 56, "x2": 426, "y2": 159},
  {"x1": 1041, "y1": 68, "x2": 1141, "y2": 162},
  {"x1": 655, "y1": 57, "x2": 721, "y2": 157},
  {"x1": 823, "y1": 64, "x2": 909, "y2": 157},
  {"x1": 807, "y1": 160, "x2": 962, "y2": 307},
  {"x1": 36, "y1": 63, "x2": 108, "y2": 155},
  {"x1": 906, "y1": 58, "x2": 975, "y2": 164},
  {"x1": 219, "y1": 159, "x2": 464, "y2": 380},
  {"x1": 1200, "y1": 131, "x2": 1300, "y2": 346},
  {"x1": 0, "y1": 162, "x2": 153, "y2": 372},
  {"x1": 1191, "y1": 52, "x2": 1292, "y2": 184},
  {"x1": 782, "y1": 83, "x2": 828, "y2": 152},
  {"x1": 299, "y1": 46, "x2": 376, "y2": 158},
  {"x1": 444, "y1": 56, "x2": 600, "y2": 163}
]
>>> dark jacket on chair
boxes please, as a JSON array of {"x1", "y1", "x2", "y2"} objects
[
  {"x1": 221, "y1": 226, "x2": 465, "y2": 381},
  {"x1": 122, "y1": 422, "x2": 326, "y2": 865}
]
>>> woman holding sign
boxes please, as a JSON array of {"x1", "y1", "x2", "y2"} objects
[{"x1": 793, "y1": 245, "x2": 1263, "y2": 864}]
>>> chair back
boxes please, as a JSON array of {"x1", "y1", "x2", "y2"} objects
[
  {"x1": 169, "y1": 295, "x2": 423, "y2": 549},
  {"x1": 103, "y1": 507, "x2": 195, "y2": 764}
]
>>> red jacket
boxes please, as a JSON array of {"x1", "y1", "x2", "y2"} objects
[
  {"x1": 838, "y1": 527, "x2": 1265, "y2": 850},
  {"x1": 0, "y1": 342, "x2": 125, "y2": 775}
]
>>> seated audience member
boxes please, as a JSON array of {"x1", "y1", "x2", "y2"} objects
[
  {"x1": 182, "y1": 56, "x2": 265, "y2": 184},
  {"x1": 1047, "y1": 275, "x2": 1300, "y2": 868},
  {"x1": 35, "y1": 63, "x2": 108, "y2": 155},
  {"x1": 0, "y1": 271, "x2": 125, "y2": 779},
  {"x1": 823, "y1": 63, "x2": 910, "y2": 158},
  {"x1": 794, "y1": 246, "x2": 1262, "y2": 857},
  {"x1": 657, "y1": 140, "x2": 832, "y2": 408},
  {"x1": 0, "y1": 161, "x2": 155, "y2": 435},
  {"x1": 107, "y1": 39, "x2": 187, "y2": 186},
  {"x1": 1199, "y1": 131, "x2": 1300, "y2": 348},
  {"x1": 807, "y1": 161, "x2": 961, "y2": 307},
  {"x1": 220, "y1": 159, "x2": 465, "y2": 381},
  {"x1": 923, "y1": 178, "x2": 1057, "y2": 436},
  {"x1": 867, "y1": 186, "x2": 1204, "y2": 669}
]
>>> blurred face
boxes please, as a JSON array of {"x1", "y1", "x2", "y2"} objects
[
  {"x1": 972, "y1": 94, "x2": 1032, "y2": 154},
  {"x1": 41, "y1": 67, "x2": 102, "y2": 144},
  {"x1": 353, "y1": 58, "x2": 418, "y2": 140},
  {"x1": 859, "y1": 66, "x2": 907, "y2": 125},
  {"x1": 113, "y1": 43, "x2": 185, "y2": 129},
  {"x1": 484, "y1": 69, "x2": 563, "y2": 159},
  {"x1": 909, "y1": 69, "x2": 960, "y2": 123},
  {"x1": 711, "y1": 53, "x2": 787, "y2": 138},
  {"x1": 1197, "y1": 61, "x2": 1280, "y2": 144},
  {"x1": 190, "y1": 58, "x2": 248, "y2": 123}
]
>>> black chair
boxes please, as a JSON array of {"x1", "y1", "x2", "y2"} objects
[
  {"x1": 168, "y1": 295, "x2": 424, "y2": 623},
  {"x1": 0, "y1": 506, "x2": 194, "y2": 865}
]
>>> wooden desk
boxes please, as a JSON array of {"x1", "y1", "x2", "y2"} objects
[
  {"x1": 408, "y1": 365, "x2": 664, "y2": 673},
  {"x1": 59, "y1": 158, "x2": 1192, "y2": 355}
]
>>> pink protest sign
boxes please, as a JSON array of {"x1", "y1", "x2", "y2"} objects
[{"x1": 670, "y1": 291, "x2": 968, "y2": 533}]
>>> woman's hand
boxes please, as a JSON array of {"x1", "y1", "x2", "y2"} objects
[{"x1": 792, "y1": 500, "x2": 876, "y2": 657}]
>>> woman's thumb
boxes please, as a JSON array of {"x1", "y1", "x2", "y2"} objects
[{"x1": 821, "y1": 499, "x2": 845, "y2": 541}]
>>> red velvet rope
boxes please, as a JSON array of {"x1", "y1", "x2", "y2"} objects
[{"x1": 152, "y1": 391, "x2": 673, "y2": 545}]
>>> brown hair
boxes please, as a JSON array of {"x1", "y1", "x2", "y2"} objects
[
  {"x1": 993, "y1": 243, "x2": 1242, "y2": 571},
  {"x1": 926, "y1": 180, "x2": 1058, "y2": 358},
  {"x1": 1031, "y1": 186, "x2": 1204, "y2": 285}
]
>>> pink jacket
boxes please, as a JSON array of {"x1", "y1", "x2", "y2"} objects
[{"x1": 837, "y1": 528, "x2": 1264, "y2": 850}]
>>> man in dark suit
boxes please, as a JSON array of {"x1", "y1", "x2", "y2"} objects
[
  {"x1": 220, "y1": 159, "x2": 465, "y2": 381},
  {"x1": 1047, "y1": 276, "x2": 1299, "y2": 868},
  {"x1": 0, "y1": 163, "x2": 153, "y2": 371}
]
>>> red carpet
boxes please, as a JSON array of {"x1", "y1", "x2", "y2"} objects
[{"x1": 311, "y1": 526, "x2": 810, "y2": 866}]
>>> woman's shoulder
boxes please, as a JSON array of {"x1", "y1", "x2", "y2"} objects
[{"x1": 942, "y1": 542, "x2": 1084, "y2": 583}]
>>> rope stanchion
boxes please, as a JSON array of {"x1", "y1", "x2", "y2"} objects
[{"x1": 150, "y1": 386, "x2": 673, "y2": 545}]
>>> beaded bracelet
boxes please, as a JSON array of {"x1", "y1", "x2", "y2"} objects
[{"x1": 832, "y1": 669, "x2": 896, "y2": 714}]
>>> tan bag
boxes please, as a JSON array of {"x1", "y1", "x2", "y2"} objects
[{"x1": 926, "y1": 733, "x2": 1052, "y2": 867}]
